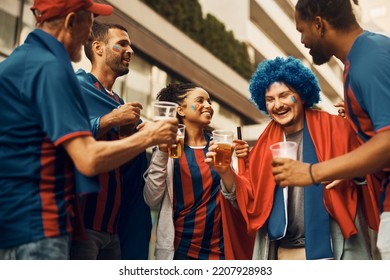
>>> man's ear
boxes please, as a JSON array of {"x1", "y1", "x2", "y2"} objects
[
  {"x1": 64, "y1": 12, "x2": 77, "y2": 31},
  {"x1": 93, "y1": 41, "x2": 103, "y2": 56}
]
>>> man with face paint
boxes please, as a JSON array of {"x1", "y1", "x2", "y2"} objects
[
  {"x1": 70, "y1": 22, "x2": 152, "y2": 260},
  {"x1": 272, "y1": 0, "x2": 390, "y2": 260},
  {"x1": 209, "y1": 56, "x2": 379, "y2": 260}
]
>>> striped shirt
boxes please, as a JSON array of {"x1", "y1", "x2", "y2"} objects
[{"x1": 173, "y1": 140, "x2": 224, "y2": 260}]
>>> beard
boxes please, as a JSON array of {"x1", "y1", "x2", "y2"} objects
[
  {"x1": 310, "y1": 47, "x2": 330, "y2": 65},
  {"x1": 113, "y1": 64, "x2": 130, "y2": 76},
  {"x1": 106, "y1": 53, "x2": 130, "y2": 77}
]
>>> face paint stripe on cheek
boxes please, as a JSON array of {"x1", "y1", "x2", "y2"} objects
[
  {"x1": 291, "y1": 96, "x2": 296, "y2": 103},
  {"x1": 112, "y1": 45, "x2": 121, "y2": 52}
]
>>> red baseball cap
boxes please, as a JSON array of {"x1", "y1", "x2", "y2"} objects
[{"x1": 31, "y1": 0, "x2": 113, "y2": 23}]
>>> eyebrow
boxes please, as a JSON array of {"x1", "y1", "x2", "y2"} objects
[{"x1": 266, "y1": 90, "x2": 293, "y2": 98}]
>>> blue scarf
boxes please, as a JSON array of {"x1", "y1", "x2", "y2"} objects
[{"x1": 267, "y1": 118, "x2": 333, "y2": 259}]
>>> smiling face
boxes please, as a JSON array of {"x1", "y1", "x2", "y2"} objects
[
  {"x1": 104, "y1": 28, "x2": 133, "y2": 76},
  {"x1": 265, "y1": 82, "x2": 304, "y2": 135},
  {"x1": 295, "y1": 11, "x2": 332, "y2": 65},
  {"x1": 178, "y1": 87, "x2": 214, "y2": 128}
]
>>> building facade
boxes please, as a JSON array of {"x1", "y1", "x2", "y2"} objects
[{"x1": 1, "y1": 0, "x2": 388, "y2": 142}]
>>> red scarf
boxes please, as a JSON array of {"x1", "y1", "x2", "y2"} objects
[
  {"x1": 221, "y1": 199, "x2": 256, "y2": 259},
  {"x1": 234, "y1": 109, "x2": 380, "y2": 240}
]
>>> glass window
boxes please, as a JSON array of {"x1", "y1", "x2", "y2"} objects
[
  {"x1": 125, "y1": 55, "x2": 153, "y2": 108},
  {"x1": 19, "y1": 0, "x2": 36, "y2": 45},
  {"x1": 0, "y1": 0, "x2": 20, "y2": 55}
]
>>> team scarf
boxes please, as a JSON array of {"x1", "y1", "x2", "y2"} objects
[{"x1": 234, "y1": 109, "x2": 380, "y2": 259}]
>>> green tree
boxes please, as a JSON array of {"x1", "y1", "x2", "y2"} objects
[{"x1": 142, "y1": 0, "x2": 254, "y2": 80}]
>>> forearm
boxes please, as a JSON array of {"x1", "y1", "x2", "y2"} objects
[
  {"x1": 64, "y1": 132, "x2": 153, "y2": 177},
  {"x1": 313, "y1": 131, "x2": 390, "y2": 182},
  {"x1": 219, "y1": 167, "x2": 237, "y2": 193},
  {"x1": 95, "y1": 113, "x2": 120, "y2": 139},
  {"x1": 88, "y1": 134, "x2": 152, "y2": 174}
]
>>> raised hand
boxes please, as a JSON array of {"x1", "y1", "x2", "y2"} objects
[
  {"x1": 137, "y1": 119, "x2": 178, "y2": 147},
  {"x1": 113, "y1": 101, "x2": 143, "y2": 126}
]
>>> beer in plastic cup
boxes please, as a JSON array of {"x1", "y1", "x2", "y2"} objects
[
  {"x1": 269, "y1": 141, "x2": 298, "y2": 160},
  {"x1": 212, "y1": 130, "x2": 234, "y2": 167},
  {"x1": 152, "y1": 101, "x2": 178, "y2": 120},
  {"x1": 168, "y1": 124, "x2": 185, "y2": 158}
]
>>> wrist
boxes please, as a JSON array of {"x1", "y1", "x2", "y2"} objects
[{"x1": 309, "y1": 163, "x2": 319, "y2": 185}]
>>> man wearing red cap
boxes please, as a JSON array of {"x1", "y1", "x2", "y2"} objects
[{"x1": 0, "y1": 0, "x2": 178, "y2": 260}]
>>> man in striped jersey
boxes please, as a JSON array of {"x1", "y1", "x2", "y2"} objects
[{"x1": 70, "y1": 22, "x2": 152, "y2": 260}]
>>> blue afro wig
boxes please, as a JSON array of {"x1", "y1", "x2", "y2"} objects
[{"x1": 249, "y1": 56, "x2": 321, "y2": 113}]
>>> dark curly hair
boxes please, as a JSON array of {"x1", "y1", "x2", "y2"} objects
[
  {"x1": 296, "y1": 0, "x2": 359, "y2": 31},
  {"x1": 249, "y1": 56, "x2": 320, "y2": 113}
]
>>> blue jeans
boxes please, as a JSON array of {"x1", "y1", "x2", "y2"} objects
[
  {"x1": 0, "y1": 235, "x2": 70, "y2": 260},
  {"x1": 70, "y1": 229, "x2": 121, "y2": 260}
]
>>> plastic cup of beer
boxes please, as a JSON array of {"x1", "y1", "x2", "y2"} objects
[
  {"x1": 212, "y1": 130, "x2": 234, "y2": 167},
  {"x1": 269, "y1": 141, "x2": 298, "y2": 160},
  {"x1": 168, "y1": 124, "x2": 185, "y2": 158},
  {"x1": 152, "y1": 101, "x2": 178, "y2": 120}
]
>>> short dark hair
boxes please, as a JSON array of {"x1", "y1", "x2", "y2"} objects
[
  {"x1": 84, "y1": 21, "x2": 128, "y2": 63},
  {"x1": 249, "y1": 56, "x2": 320, "y2": 113},
  {"x1": 295, "y1": 0, "x2": 359, "y2": 30}
]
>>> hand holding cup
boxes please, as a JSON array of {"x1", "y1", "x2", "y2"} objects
[{"x1": 212, "y1": 130, "x2": 234, "y2": 168}]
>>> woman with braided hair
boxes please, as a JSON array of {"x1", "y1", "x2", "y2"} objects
[{"x1": 143, "y1": 83, "x2": 253, "y2": 260}]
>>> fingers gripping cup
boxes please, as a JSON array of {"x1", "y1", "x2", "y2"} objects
[
  {"x1": 269, "y1": 141, "x2": 298, "y2": 160},
  {"x1": 152, "y1": 101, "x2": 178, "y2": 120},
  {"x1": 212, "y1": 130, "x2": 234, "y2": 167},
  {"x1": 168, "y1": 124, "x2": 185, "y2": 158}
]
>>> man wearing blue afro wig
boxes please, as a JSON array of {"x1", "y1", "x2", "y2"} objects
[
  {"x1": 249, "y1": 56, "x2": 320, "y2": 113},
  {"x1": 217, "y1": 56, "x2": 378, "y2": 260}
]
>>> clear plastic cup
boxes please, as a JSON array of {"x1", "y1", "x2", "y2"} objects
[{"x1": 269, "y1": 141, "x2": 298, "y2": 160}]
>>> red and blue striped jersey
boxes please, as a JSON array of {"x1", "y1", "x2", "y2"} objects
[
  {"x1": 76, "y1": 70, "x2": 152, "y2": 257},
  {"x1": 343, "y1": 31, "x2": 390, "y2": 211},
  {"x1": 173, "y1": 140, "x2": 224, "y2": 260},
  {"x1": 0, "y1": 30, "x2": 92, "y2": 248},
  {"x1": 76, "y1": 70, "x2": 123, "y2": 233}
]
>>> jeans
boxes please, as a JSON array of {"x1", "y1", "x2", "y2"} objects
[
  {"x1": 0, "y1": 235, "x2": 70, "y2": 260},
  {"x1": 70, "y1": 229, "x2": 121, "y2": 260}
]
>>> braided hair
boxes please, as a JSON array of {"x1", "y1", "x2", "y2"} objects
[
  {"x1": 156, "y1": 83, "x2": 199, "y2": 124},
  {"x1": 156, "y1": 83, "x2": 214, "y2": 134}
]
